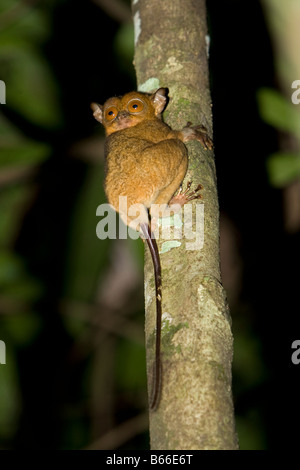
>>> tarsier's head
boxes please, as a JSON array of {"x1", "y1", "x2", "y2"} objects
[{"x1": 91, "y1": 88, "x2": 169, "y2": 136}]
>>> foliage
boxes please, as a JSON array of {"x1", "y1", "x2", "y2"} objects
[
  {"x1": 257, "y1": 87, "x2": 300, "y2": 186},
  {"x1": 0, "y1": 0, "x2": 292, "y2": 450},
  {"x1": 0, "y1": 0, "x2": 146, "y2": 450}
]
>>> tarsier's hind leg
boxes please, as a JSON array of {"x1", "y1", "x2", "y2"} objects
[{"x1": 150, "y1": 157, "x2": 188, "y2": 222}]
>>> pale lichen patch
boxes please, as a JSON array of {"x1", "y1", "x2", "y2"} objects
[
  {"x1": 160, "y1": 240, "x2": 181, "y2": 253},
  {"x1": 138, "y1": 77, "x2": 161, "y2": 93},
  {"x1": 162, "y1": 56, "x2": 184, "y2": 75}
]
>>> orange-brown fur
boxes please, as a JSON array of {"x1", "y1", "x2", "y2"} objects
[
  {"x1": 91, "y1": 88, "x2": 212, "y2": 410},
  {"x1": 93, "y1": 90, "x2": 187, "y2": 225}
]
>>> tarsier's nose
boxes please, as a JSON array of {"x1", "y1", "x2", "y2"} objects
[{"x1": 118, "y1": 110, "x2": 129, "y2": 120}]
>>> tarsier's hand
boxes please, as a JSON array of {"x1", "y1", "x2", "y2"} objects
[{"x1": 181, "y1": 122, "x2": 213, "y2": 150}]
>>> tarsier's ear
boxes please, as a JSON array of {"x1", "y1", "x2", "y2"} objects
[
  {"x1": 151, "y1": 88, "x2": 168, "y2": 115},
  {"x1": 91, "y1": 102, "x2": 103, "y2": 123}
]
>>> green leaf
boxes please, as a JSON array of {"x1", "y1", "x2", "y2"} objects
[
  {"x1": 0, "y1": 44, "x2": 62, "y2": 129},
  {"x1": 0, "y1": 114, "x2": 51, "y2": 168},
  {"x1": 257, "y1": 87, "x2": 300, "y2": 136},
  {"x1": 114, "y1": 22, "x2": 134, "y2": 64},
  {"x1": 0, "y1": 185, "x2": 34, "y2": 246},
  {"x1": 0, "y1": 250, "x2": 23, "y2": 285},
  {"x1": 2, "y1": 276, "x2": 43, "y2": 303},
  {"x1": 0, "y1": 1, "x2": 50, "y2": 43},
  {"x1": 0, "y1": 113, "x2": 20, "y2": 137},
  {"x1": 116, "y1": 339, "x2": 146, "y2": 390},
  {"x1": 0, "y1": 250, "x2": 43, "y2": 303},
  {"x1": 1, "y1": 312, "x2": 42, "y2": 346},
  {"x1": 64, "y1": 165, "x2": 110, "y2": 302},
  {"x1": 266, "y1": 152, "x2": 300, "y2": 187},
  {"x1": 114, "y1": 23, "x2": 135, "y2": 79},
  {"x1": 0, "y1": 2, "x2": 62, "y2": 129},
  {"x1": 0, "y1": 354, "x2": 21, "y2": 439},
  {"x1": 61, "y1": 303, "x2": 90, "y2": 339},
  {"x1": 0, "y1": 139, "x2": 50, "y2": 168}
]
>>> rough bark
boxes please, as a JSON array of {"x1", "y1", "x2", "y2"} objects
[{"x1": 132, "y1": 0, "x2": 238, "y2": 450}]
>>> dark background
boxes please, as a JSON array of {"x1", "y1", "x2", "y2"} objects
[{"x1": 0, "y1": 0, "x2": 299, "y2": 449}]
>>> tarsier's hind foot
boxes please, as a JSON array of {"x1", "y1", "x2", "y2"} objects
[
  {"x1": 183, "y1": 122, "x2": 213, "y2": 150},
  {"x1": 169, "y1": 181, "x2": 203, "y2": 207}
]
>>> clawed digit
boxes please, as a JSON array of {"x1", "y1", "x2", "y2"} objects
[
  {"x1": 170, "y1": 181, "x2": 203, "y2": 206},
  {"x1": 185, "y1": 182, "x2": 203, "y2": 201},
  {"x1": 182, "y1": 181, "x2": 192, "y2": 194}
]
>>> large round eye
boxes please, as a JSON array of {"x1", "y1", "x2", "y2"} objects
[
  {"x1": 127, "y1": 99, "x2": 144, "y2": 113},
  {"x1": 105, "y1": 106, "x2": 118, "y2": 122}
]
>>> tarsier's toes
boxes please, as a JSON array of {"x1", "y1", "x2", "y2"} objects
[
  {"x1": 178, "y1": 181, "x2": 192, "y2": 194},
  {"x1": 169, "y1": 181, "x2": 203, "y2": 207},
  {"x1": 194, "y1": 125, "x2": 213, "y2": 150},
  {"x1": 184, "y1": 182, "x2": 203, "y2": 201},
  {"x1": 202, "y1": 134, "x2": 214, "y2": 150},
  {"x1": 193, "y1": 124, "x2": 207, "y2": 132}
]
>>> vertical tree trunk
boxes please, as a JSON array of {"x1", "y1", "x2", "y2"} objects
[{"x1": 132, "y1": 0, "x2": 238, "y2": 450}]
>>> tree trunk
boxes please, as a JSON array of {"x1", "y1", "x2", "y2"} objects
[{"x1": 132, "y1": 0, "x2": 238, "y2": 450}]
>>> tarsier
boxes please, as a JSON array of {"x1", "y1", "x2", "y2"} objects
[{"x1": 91, "y1": 88, "x2": 213, "y2": 410}]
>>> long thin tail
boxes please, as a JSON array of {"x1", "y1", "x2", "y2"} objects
[{"x1": 140, "y1": 223, "x2": 162, "y2": 410}]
